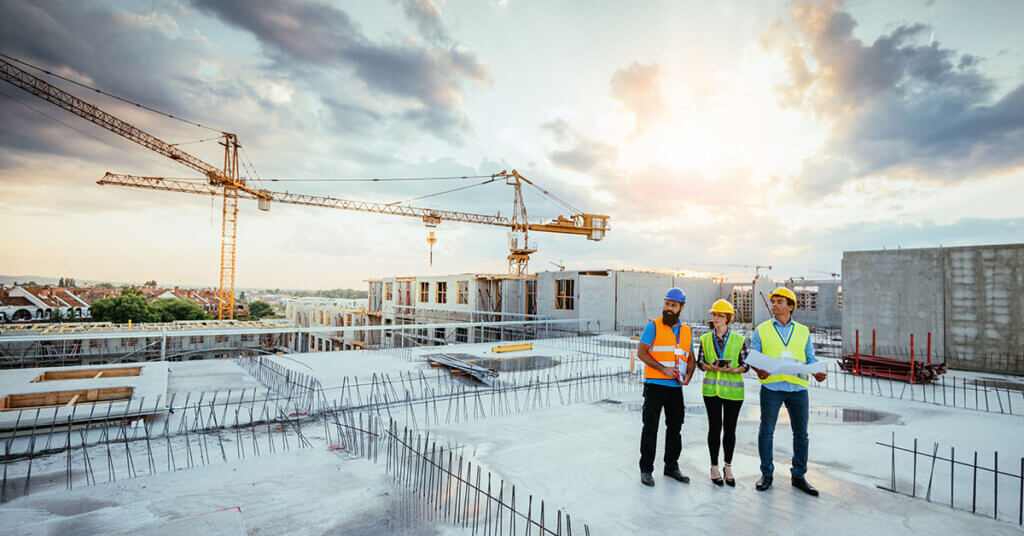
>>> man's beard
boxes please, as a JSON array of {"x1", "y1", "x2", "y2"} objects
[{"x1": 662, "y1": 310, "x2": 680, "y2": 325}]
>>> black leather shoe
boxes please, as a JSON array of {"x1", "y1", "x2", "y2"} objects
[
  {"x1": 755, "y1": 475, "x2": 773, "y2": 491},
  {"x1": 663, "y1": 468, "x2": 690, "y2": 483},
  {"x1": 791, "y1": 476, "x2": 819, "y2": 496},
  {"x1": 640, "y1": 473, "x2": 655, "y2": 487}
]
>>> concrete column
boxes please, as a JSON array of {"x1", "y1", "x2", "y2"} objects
[{"x1": 752, "y1": 277, "x2": 774, "y2": 326}]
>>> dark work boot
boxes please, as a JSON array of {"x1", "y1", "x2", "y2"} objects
[
  {"x1": 791, "y1": 476, "x2": 819, "y2": 496},
  {"x1": 640, "y1": 473, "x2": 655, "y2": 487},
  {"x1": 663, "y1": 468, "x2": 690, "y2": 483},
  {"x1": 755, "y1": 474, "x2": 773, "y2": 491}
]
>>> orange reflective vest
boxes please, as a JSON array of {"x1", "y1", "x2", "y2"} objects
[{"x1": 644, "y1": 317, "x2": 693, "y2": 381}]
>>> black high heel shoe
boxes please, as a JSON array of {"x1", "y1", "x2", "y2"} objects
[
  {"x1": 724, "y1": 464, "x2": 735, "y2": 487},
  {"x1": 710, "y1": 466, "x2": 724, "y2": 486}
]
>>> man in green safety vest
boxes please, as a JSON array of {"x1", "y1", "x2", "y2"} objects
[{"x1": 749, "y1": 287, "x2": 827, "y2": 496}]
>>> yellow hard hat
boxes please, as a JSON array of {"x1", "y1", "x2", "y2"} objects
[
  {"x1": 770, "y1": 287, "x2": 797, "y2": 304},
  {"x1": 709, "y1": 299, "x2": 735, "y2": 316}
]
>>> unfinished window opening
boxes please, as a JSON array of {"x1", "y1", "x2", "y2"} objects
[
  {"x1": 419, "y1": 282, "x2": 430, "y2": 302},
  {"x1": 837, "y1": 286, "x2": 843, "y2": 311},
  {"x1": 0, "y1": 387, "x2": 134, "y2": 411},
  {"x1": 190, "y1": 335, "x2": 204, "y2": 344},
  {"x1": 436, "y1": 281, "x2": 448, "y2": 303},
  {"x1": 455, "y1": 327, "x2": 468, "y2": 343},
  {"x1": 556, "y1": 279, "x2": 575, "y2": 310},
  {"x1": 434, "y1": 328, "x2": 446, "y2": 345},
  {"x1": 731, "y1": 286, "x2": 753, "y2": 322},
  {"x1": 525, "y1": 280, "x2": 537, "y2": 315},
  {"x1": 31, "y1": 366, "x2": 142, "y2": 383},
  {"x1": 795, "y1": 285, "x2": 819, "y2": 311},
  {"x1": 457, "y1": 281, "x2": 468, "y2": 304},
  {"x1": 385, "y1": 282, "x2": 393, "y2": 301}
]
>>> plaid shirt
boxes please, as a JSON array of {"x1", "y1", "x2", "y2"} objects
[{"x1": 698, "y1": 330, "x2": 749, "y2": 372}]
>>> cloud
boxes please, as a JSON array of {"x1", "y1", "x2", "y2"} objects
[
  {"x1": 542, "y1": 119, "x2": 618, "y2": 174},
  {"x1": 767, "y1": 0, "x2": 1024, "y2": 194},
  {"x1": 609, "y1": 62, "x2": 665, "y2": 135},
  {"x1": 193, "y1": 0, "x2": 490, "y2": 141},
  {"x1": 396, "y1": 0, "x2": 448, "y2": 44}
]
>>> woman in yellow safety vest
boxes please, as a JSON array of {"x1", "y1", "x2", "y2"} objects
[{"x1": 697, "y1": 299, "x2": 748, "y2": 486}]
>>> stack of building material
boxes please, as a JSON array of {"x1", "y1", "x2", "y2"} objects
[
  {"x1": 427, "y1": 353, "x2": 499, "y2": 385},
  {"x1": 839, "y1": 353, "x2": 947, "y2": 384}
]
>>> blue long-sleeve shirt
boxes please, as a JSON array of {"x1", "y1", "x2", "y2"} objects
[{"x1": 751, "y1": 317, "x2": 817, "y2": 392}]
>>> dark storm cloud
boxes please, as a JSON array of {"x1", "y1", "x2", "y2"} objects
[
  {"x1": 769, "y1": 0, "x2": 1024, "y2": 194},
  {"x1": 0, "y1": 0, "x2": 221, "y2": 124},
  {"x1": 192, "y1": 0, "x2": 490, "y2": 141}
]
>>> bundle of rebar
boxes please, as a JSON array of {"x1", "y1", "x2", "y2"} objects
[{"x1": 839, "y1": 353, "x2": 947, "y2": 384}]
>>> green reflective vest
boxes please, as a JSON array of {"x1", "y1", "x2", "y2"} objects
[
  {"x1": 700, "y1": 331, "x2": 746, "y2": 401},
  {"x1": 756, "y1": 319, "x2": 810, "y2": 388}
]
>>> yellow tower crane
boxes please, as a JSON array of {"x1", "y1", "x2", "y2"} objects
[{"x1": 0, "y1": 56, "x2": 610, "y2": 318}]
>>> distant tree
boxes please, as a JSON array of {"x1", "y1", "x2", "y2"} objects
[
  {"x1": 58, "y1": 277, "x2": 65, "y2": 287},
  {"x1": 248, "y1": 301, "x2": 274, "y2": 319},
  {"x1": 88, "y1": 287, "x2": 158, "y2": 323},
  {"x1": 48, "y1": 309, "x2": 65, "y2": 323},
  {"x1": 150, "y1": 298, "x2": 209, "y2": 322},
  {"x1": 239, "y1": 291, "x2": 247, "y2": 302},
  {"x1": 144, "y1": 280, "x2": 158, "y2": 287},
  {"x1": 96, "y1": 282, "x2": 116, "y2": 290}
]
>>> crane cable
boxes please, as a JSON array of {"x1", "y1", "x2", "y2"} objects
[
  {"x1": 259, "y1": 175, "x2": 494, "y2": 182},
  {"x1": 0, "y1": 87, "x2": 176, "y2": 169},
  {"x1": 0, "y1": 53, "x2": 223, "y2": 133},
  {"x1": 385, "y1": 177, "x2": 500, "y2": 206}
]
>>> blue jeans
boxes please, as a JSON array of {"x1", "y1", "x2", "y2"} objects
[{"x1": 757, "y1": 386, "x2": 809, "y2": 478}]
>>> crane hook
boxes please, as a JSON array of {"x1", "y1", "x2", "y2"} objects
[{"x1": 426, "y1": 231, "x2": 437, "y2": 266}]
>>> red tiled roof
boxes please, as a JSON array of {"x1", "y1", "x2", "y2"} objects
[{"x1": 0, "y1": 296, "x2": 33, "y2": 307}]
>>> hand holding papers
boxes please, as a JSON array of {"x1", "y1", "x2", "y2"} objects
[{"x1": 745, "y1": 350, "x2": 827, "y2": 376}]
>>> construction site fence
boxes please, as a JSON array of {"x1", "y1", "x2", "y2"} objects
[
  {"x1": 0, "y1": 318, "x2": 604, "y2": 367},
  {"x1": 877, "y1": 432, "x2": 1024, "y2": 527},
  {"x1": 741, "y1": 362, "x2": 1024, "y2": 418}
]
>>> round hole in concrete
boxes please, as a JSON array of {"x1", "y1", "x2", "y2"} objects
[{"x1": 470, "y1": 355, "x2": 560, "y2": 371}]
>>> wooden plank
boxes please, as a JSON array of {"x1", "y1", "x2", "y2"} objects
[
  {"x1": 93, "y1": 371, "x2": 103, "y2": 379},
  {"x1": 65, "y1": 394, "x2": 80, "y2": 406},
  {"x1": 491, "y1": 342, "x2": 533, "y2": 353}
]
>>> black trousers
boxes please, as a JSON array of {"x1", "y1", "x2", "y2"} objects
[
  {"x1": 639, "y1": 383, "x2": 684, "y2": 473},
  {"x1": 703, "y1": 396, "x2": 743, "y2": 465}
]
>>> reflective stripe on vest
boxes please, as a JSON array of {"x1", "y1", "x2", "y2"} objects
[
  {"x1": 700, "y1": 331, "x2": 746, "y2": 400},
  {"x1": 756, "y1": 319, "x2": 810, "y2": 388},
  {"x1": 644, "y1": 318, "x2": 692, "y2": 381}
]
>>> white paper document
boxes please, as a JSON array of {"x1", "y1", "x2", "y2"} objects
[{"x1": 745, "y1": 350, "x2": 827, "y2": 376}]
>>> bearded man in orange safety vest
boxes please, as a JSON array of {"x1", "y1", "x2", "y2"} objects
[{"x1": 635, "y1": 287, "x2": 695, "y2": 487}]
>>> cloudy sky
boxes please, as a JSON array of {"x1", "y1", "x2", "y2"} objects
[{"x1": 1, "y1": 0, "x2": 1022, "y2": 289}]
